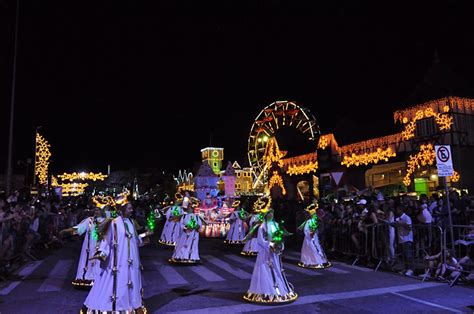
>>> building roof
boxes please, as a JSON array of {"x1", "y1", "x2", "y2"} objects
[
  {"x1": 195, "y1": 161, "x2": 217, "y2": 177},
  {"x1": 223, "y1": 161, "x2": 236, "y2": 176},
  {"x1": 403, "y1": 52, "x2": 472, "y2": 107}
]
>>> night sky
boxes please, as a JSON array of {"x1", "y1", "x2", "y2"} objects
[{"x1": 1, "y1": 2, "x2": 473, "y2": 175}]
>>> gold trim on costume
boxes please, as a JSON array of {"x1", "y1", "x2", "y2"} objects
[
  {"x1": 72, "y1": 279, "x2": 94, "y2": 288},
  {"x1": 297, "y1": 261, "x2": 332, "y2": 269},
  {"x1": 240, "y1": 251, "x2": 258, "y2": 257},
  {"x1": 243, "y1": 291, "x2": 298, "y2": 304},
  {"x1": 158, "y1": 239, "x2": 176, "y2": 247},
  {"x1": 224, "y1": 240, "x2": 244, "y2": 245},
  {"x1": 80, "y1": 305, "x2": 148, "y2": 314},
  {"x1": 168, "y1": 258, "x2": 200, "y2": 265}
]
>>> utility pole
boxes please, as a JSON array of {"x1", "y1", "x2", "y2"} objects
[{"x1": 6, "y1": 0, "x2": 20, "y2": 196}]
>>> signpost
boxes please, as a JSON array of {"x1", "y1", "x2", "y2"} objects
[{"x1": 434, "y1": 145, "x2": 455, "y2": 251}]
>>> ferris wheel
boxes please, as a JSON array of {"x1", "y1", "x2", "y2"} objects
[{"x1": 247, "y1": 101, "x2": 320, "y2": 186}]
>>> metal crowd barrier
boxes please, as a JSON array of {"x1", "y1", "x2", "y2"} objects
[
  {"x1": 371, "y1": 224, "x2": 444, "y2": 273},
  {"x1": 325, "y1": 222, "x2": 370, "y2": 266}
]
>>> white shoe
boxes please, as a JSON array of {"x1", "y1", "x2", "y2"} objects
[{"x1": 405, "y1": 269, "x2": 414, "y2": 276}]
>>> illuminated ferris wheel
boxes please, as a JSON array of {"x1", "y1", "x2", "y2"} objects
[{"x1": 248, "y1": 101, "x2": 320, "y2": 185}]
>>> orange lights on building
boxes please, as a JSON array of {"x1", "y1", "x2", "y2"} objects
[
  {"x1": 341, "y1": 148, "x2": 396, "y2": 167},
  {"x1": 268, "y1": 171, "x2": 286, "y2": 195},
  {"x1": 403, "y1": 144, "x2": 436, "y2": 186}
]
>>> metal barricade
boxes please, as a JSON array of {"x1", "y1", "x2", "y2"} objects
[
  {"x1": 371, "y1": 223, "x2": 443, "y2": 274},
  {"x1": 327, "y1": 222, "x2": 370, "y2": 266},
  {"x1": 450, "y1": 225, "x2": 474, "y2": 261}
]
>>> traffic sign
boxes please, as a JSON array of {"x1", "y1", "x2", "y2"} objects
[{"x1": 435, "y1": 145, "x2": 454, "y2": 177}]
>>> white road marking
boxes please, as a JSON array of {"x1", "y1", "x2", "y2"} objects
[
  {"x1": 391, "y1": 292, "x2": 463, "y2": 313},
  {"x1": 167, "y1": 282, "x2": 444, "y2": 314},
  {"x1": 154, "y1": 262, "x2": 188, "y2": 285},
  {"x1": 188, "y1": 265, "x2": 225, "y2": 282},
  {"x1": 283, "y1": 262, "x2": 323, "y2": 276},
  {"x1": 331, "y1": 261, "x2": 373, "y2": 272},
  {"x1": 0, "y1": 261, "x2": 43, "y2": 296},
  {"x1": 38, "y1": 259, "x2": 73, "y2": 292},
  {"x1": 203, "y1": 255, "x2": 252, "y2": 280}
]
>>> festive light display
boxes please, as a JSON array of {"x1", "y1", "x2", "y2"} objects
[
  {"x1": 269, "y1": 171, "x2": 286, "y2": 195},
  {"x1": 287, "y1": 161, "x2": 319, "y2": 175},
  {"x1": 308, "y1": 215, "x2": 319, "y2": 232},
  {"x1": 394, "y1": 96, "x2": 474, "y2": 123},
  {"x1": 338, "y1": 133, "x2": 402, "y2": 156},
  {"x1": 450, "y1": 170, "x2": 460, "y2": 183},
  {"x1": 51, "y1": 176, "x2": 59, "y2": 187},
  {"x1": 248, "y1": 101, "x2": 319, "y2": 184},
  {"x1": 341, "y1": 147, "x2": 396, "y2": 167},
  {"x1": 61, "y1": 183, "x2": 89, "y2": 196},
  {"x1": 264, "y1": 137, "x2": 285, "y2": 168},
  {"x1": 318, "y1": 135, "x2": 329, "y2": 150},
  {"x1": 58, "y1": 172, "x2": 107, "y2": 181},
  {"x1": 35, "y1": 132, "x2": 51, "y2": 185},
  {"x1": 403, "y1": 144, "x2": 436, "y2": 186},
  {"x1": 147, "y1": 211, "x2": 156, "y2": 231},
  {"x1": 393, "y1": 99, "x2": 455, "y2": 141}
]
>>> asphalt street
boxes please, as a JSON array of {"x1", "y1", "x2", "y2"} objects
[{"x1": 0, "y1": 236, "x2": 473, "y2": 313}]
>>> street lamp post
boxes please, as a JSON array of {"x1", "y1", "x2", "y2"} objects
[{"x1": 5, "y1": 0, "x2": 20, "y2": 196}]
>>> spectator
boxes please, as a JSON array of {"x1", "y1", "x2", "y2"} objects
[{"x1": 392, "y1": 206, "x2": 415, "y2": 276}]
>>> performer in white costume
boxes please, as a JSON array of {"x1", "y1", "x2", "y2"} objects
[
  {"x1": 60, "y1": 204, "x2": 105, "y2": 288},
  {"x1": 81, "y1": 191, "x2": 152, "y2": 314},
  {"x1": 298, "y1": 202, "x2": 331, "y2": 269},
  {"x1": 169, "y1": 197, "x2": 203, "y2": 265},
  {"x1": 158, "y1": 193, "x2": 184, "y2": 246}
]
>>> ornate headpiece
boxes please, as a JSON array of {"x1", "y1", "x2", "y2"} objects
[
  {"x1": 175, "y1": 192, "x2": 184, "y2": 202},
  {"x1": 115, "y1": 190, "x2": 130, "y2": 206},
  {"x1": 305, "y1": 202, "x2": 319, "y2": 216},
  {"x1": 189, "y1": 197, "x2": 200, "y2": 209},
  {"x1": 92, "y1": 195, "x2": 110, "y2": 209},
  {"x1": 253, "y1": 195, "x2": 272, "y2": 215}
]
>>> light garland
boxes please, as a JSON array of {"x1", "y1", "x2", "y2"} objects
[
  {"x1": 403, "y1": 144, "x2": 436, "y2": 186},
  {"x1": 58, "y1": 172, "x2": 108, "y2": 181},
  {"x1": 264, "y1": 137, "x2": 285, "y2": 168},
  {"x1": 400, "y1": 106, "x2": 453, "y2": 141},
  {"x1": 269, "y1": 171, "x2": 286, "y2": 195},
  {"x1": 341, "y1": 147, "x2": 396, "y2": 167},
  {"x1": 394, "y1": 96, "x2": 474, "y2": 123},
  {"x1": 35, "y1": 132, "x2": 51, "y2": 185},
  {"x1": 60, "y1": 183, "x2": 89, "y2": 195},
  {"x1": 51, "y1": 176, "x2": 59, "y2": 187},
  {"x1": 450, "y1": 170, "x2": 460, "y2": 183},
  {"x1": 318, "y1": 135, "x2": 329, "y2": 150},
  {"x1": 338, "y1": 133, "x2": 402, "y2": 156},
  {"x1": 287, "y1": 161, "x2": 319, "y2": 175}
]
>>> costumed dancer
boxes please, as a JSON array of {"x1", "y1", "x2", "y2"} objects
[
  {"x1": 60, "y1": 202, "x2": 105, "y2": 288},
  {"x1": 224, "y1": 200, "x2": 248, "y2": 244},
  {"x1": 169, "y1": 197, "x2": 204, "y2": 264},
  {"x1": 158, "y1": 193, "x2": 184, "y2": 246},
  {"x1": 243, "y1": 195, "x2": 297, "y2": 304},
  {"x1": 81, "y1": 191, "x2": 152, "y2": 314},
  {"x1": 298, "y1": 202, "x2": 331, "y2": 269},
  {"x1": 241, "y1": 209, "x2": 261, "y2": 256}
]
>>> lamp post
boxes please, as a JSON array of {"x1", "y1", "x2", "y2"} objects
[{"x1": 6, "y1": 0, "x2": 20, "y2": 196}]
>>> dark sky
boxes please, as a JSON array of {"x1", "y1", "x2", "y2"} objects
[{"x1": 1, "y1": 1, "x2": 474, "y2": 175}]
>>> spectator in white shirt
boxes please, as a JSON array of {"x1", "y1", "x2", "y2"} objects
[{"x1": 391, "y1": 206, "x2": 414, "y2": 276}]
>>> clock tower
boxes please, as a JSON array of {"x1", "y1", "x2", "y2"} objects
[{"x1": 201, "y1": 147, "x2": 224, "y2": 175}]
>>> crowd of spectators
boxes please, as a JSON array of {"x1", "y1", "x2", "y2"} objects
[
  {"x1": 315, "y1": 190, "x2": 474, "y2": 282},
  {"x1": 0, "y1": 190, "x2": 159, "y2": 280}
]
